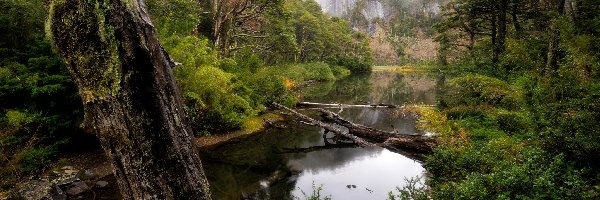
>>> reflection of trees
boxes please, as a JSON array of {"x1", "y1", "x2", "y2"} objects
[
  {"x1": 301, "y1": 74, "x2": 372, "y2": 104},
  {"x1": 250, "y1": 177, "x2": 297, "y2": 200},
  {"x1": 287, "y1": 146, "x2": 384, "y2": 172},
  {"x1": 299, "y1": 81, "x2": 335, "y2": 99},
  {"x1": 336, "y1": 107, "x2": 420, "y2": 135},
  {"x1": 301, "y1": 71, "x2": 437, "y2": 106},
  {"x1": 203, "y1": 71, "x2": 438, "y2": 199},
  {"x1": 279, "y1": 140, "x2": 359, "y2": 154},
  {"x1": 370, "y1": 71, "x2": 437, "y2": 105},
  {"x1": 201, "y1": 123, "x2": 323, "y2": 200},
  {"x1": 370, "y1": 71, "x2": 408, "y2": 104}
]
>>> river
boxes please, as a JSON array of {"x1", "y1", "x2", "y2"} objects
[{"x1": 201, "y1": 69, "x2": 439, "y2": 200}]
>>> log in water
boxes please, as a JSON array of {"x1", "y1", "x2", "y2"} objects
[{"x1": 273, "y1": 103, "x2": 437, "y2": 161}]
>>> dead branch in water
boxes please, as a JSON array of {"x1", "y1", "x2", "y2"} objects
[
  {"x1": 272, "y1": 103, "x2": 375, "y2": 147},
  {"x1": 272, "y1": 103, "x2": 437, "y2": 161},
  {"x1": 296, "y1": 101, "x2": 401, "y2": 108}
]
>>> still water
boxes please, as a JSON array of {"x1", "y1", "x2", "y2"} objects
[{"x1": 201, "y1": 70, "x2": 438, "y2": 199}]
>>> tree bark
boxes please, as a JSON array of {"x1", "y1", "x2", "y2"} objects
[{"x1": 47, "y1": 0, "x2": 211, "y2": 199}]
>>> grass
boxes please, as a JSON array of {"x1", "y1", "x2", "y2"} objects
[{"x1": 372, "y1": 65, "x2": 435, "y2": 72}]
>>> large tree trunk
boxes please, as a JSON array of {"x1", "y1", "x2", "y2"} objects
[{"x1": 47, "y1": 0, "x2": 211, "y2": 199}]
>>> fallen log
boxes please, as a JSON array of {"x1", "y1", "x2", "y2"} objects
[
  {"x1": 319, "y1": 109, "x2": 436, "y2": 153},
  {"x1": 297, "y1": 101, "x2": 400, "y2": 108},
  {"x1": 272, "y1": 103, "x2": 375, "y2": 147},
  {"x1": 272, "y1": 103, "x2": 437, "y2": 160}
]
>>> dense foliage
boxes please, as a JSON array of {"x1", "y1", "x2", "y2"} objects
[
  {"x1": 423, "y1": 0, "x2": 600, "y2": 198},
  {"x1": 147, "y1": 0, "x2": 369, "y2": 133},
  {"x1": 0, "y1": 0, "x2": 86, "y2": 188}
]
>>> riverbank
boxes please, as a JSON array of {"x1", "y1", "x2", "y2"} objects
[
  {"x1": 373, "y1": 65, "x2": 436, "y2": 73},
  {"x1": 5, "y1": 68, "x2": 441, "y2": 200},
  {"x1": 417, "y1": 72, "x2": 600, "y2": 199},
  {"x1": 197, "y1": 112, "x2": 285, "y2": 150}
]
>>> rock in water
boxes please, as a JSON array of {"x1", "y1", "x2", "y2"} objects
[
  {"x1": 16, "y1": 180, "x2": 66, "y2": 200},
  {"x1": 65, "y1": 182, "x2": 90, "y2": 196},
  {"x1": 84, "y1": 169, "x2": 95, "y2": 179},
  {"x1": 95, "y1": 181, "x2": 109, "y2": 188}
]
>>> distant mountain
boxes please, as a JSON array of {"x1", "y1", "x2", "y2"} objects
[
  {"x1": 316, "y1": 0, "x2": 385, "y2": 34},
  {"x1": 316, "y1": 0, "x2": 384, "y2": 20},
  {"x1": 315, "y1": 0, "x2": 447, "y2": 65}
]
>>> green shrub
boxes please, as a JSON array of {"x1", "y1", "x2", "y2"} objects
[
  {"x1": 427, "y1": 139, "x2": 594, "y2": 199},
  {"x1": 163, "y1": 36, "x2": 217, "y2": 69},
  {"x1": 387, "y1": 176, "x2": 429, "y2": 200},
  {"x1": 492, "y1": 110, "x2": 531, "y2": 135},
  {"x1": 176, "y1": 65, "x2": 256, "y2": 133},
  {"x1": 444, "y1": 106, "x2": 488, "y2": 120},
  {"x1": 17, "y1": 146, "x2": 57, "y2": 174},
  {"x1": 331, "y1": 65, "x2": 351, "y2": 79},
  {"x1": 231, "y1": 48, "x2": 264, "y2": 73},
  {"x1": 301, "y1": 62, "x2": 336, "y2": 81},
  {"x1": 443, "y1": 74, "x2": 523, "y2": 109},
  {"x1": 500, "y1": 38, "x2": 546, "y2": 73},
  {"x1": 329, "y1": 55, "x2": 372, "y2": 73},
  {"x1": 5, "y1": 110, "x2": 35, "y2": 128}
]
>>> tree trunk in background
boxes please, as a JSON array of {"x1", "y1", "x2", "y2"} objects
[
  {"x1": 564, "y1": 0, "x2": 576, "y2": 22},
  {"x1": 497, "y1": 0, "x2": 508, "y2": 56},
  {"x1": 47, "y1": 0, "x2": 212, "y2": 199},
  {"x1": 544, "y1": 0, "x2": 566, "y2": 74},
  {"x1": 510, "y1": 0, "x2": 522, "y2": 37},
  {"x1": 491, "y1": 14, "x2": 499, "y2": 63},
  {"x1": 212, "y1": 0, "x2": 230, "y2": 53}
]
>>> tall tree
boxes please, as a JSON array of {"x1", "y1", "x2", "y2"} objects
[
  {"x1": 46, "y1": 0, "x2": 212, "y2": 199},
  {"x1": 542, "y1": 0, "x2": 566, "y2": 74},
  {"x1": 210, "y1": 0, "x2": 282, "y2": 55}
]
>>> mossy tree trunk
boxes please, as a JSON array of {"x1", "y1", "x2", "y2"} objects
[{"x1": 47, "y1": 0, "x2": 211, "y2": 199}]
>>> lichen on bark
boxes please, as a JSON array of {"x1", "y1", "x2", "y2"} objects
[{"x1": 47, "y1": 0, "x2": 122, "y2": 103}]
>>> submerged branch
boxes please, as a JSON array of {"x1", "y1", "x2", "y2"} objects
[
  {"x1": 272, "y1": 103, "x2": 375, "y2": 147},
  {"x1": 297, "y1": 102, "x2": 401, "y2": 108},
  {"x1": 272, "y1": 103, "x2": 437, "y2": 161}
]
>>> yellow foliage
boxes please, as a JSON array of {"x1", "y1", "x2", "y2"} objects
[
  {"x1": 283, "y1": 79, "x2": 295, "y2": 90},
  {"x1": 414, "y1": 106, "x2": 470, "y2": 147},
  {"x1": 372, "y1": 66, "x2": 430, "y2": 73}
]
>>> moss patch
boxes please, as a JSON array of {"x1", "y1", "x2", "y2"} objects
[{"x1": 47, "y1": 0, "x2": 122, "y2": 103}]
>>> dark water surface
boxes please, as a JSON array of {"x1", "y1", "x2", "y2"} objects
[{"x1": 201, "y1": 70, "x2": 438, "y2": 199}]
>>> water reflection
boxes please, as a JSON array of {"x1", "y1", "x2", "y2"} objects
[
  {"x1": 202, "y1": 71, "x2": 438, "y2": 200},
  {"x1": 291, "y1": 148, "x2": 423, "y2": 200},
  {"x1": 301, "y1": 71, "x2": 437, "y2": 105}
]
